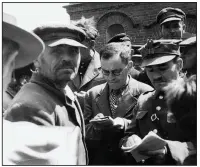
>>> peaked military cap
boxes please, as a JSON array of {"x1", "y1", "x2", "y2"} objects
[
  {"x1": 139, "y1": 39, "x2": 182, "y2": 67},
  {"x1": 157, "y1": 7, "x2": 186, "y2": 25},
  {"x1": 33, "y1": 23, "x2": 87, "y2": 48},
  {"x1": 107, "y1": 33, "x2": 131, "y2": 43}
]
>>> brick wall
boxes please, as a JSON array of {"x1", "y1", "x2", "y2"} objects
[{"x1": 64, "y1": 2, "x2": 197, "y2": 52}]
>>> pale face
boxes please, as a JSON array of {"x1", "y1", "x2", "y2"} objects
[
  {"x1": 161, "y1": 20, "x2": 185, "y2": 39},
  {"x1": 145, "y1": 58, "x2": 183, "y2": 91},
  {"x1": 39, "y1": 44, "x2": 81, "y2": 88},
  {"x1": 101, "y1": 55, "x2": 132, "y2": 90}
]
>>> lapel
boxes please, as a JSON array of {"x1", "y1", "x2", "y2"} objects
[
  {"x1": 64, "y1": 86, "x2": 85, "y2": 135},
  {"x1": 80, "y1": 51, "x2": 101, "y2": 88},
  {"x1": 95, "y1": 83, "x2": 112, "y2": 116},
  {"x1": 72, "y1": 74, "x2": 81, "y2": 90},
  {"x1": 114, "y1": 79, "x2": 138, "y2": 118}
]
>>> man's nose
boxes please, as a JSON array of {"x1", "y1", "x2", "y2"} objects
[
  {"x1": 107, "y1": 72, "x2": 116, "y2": 80},
  {"x1": 153, "y1": 71, "x2": 162, "y2": 79},
  {"x1": 170, "y1": 28, "x2": 176, "y2": 33}
]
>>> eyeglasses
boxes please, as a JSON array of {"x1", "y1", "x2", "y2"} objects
[{"x1": 101, "y1": 66, "x2": 127, "y2": 76}]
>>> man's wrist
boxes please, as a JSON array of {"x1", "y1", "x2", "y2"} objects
[{"x1": 114, "y1": 117, "x2": 125, "y2": 129}]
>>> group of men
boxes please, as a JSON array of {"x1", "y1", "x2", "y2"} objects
[{"x1": 3, "y1": 6, "x2": 196, "y2": 165}]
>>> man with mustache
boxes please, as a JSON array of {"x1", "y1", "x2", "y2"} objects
[
  {"x1": 84, "y1": 37, "x2": 153, "y2": 165},
  {"x1": 157, "y1": 7, "x2": 186, "y2": 40},
  {"x1": 121, "y1": 39, "x2": 196, "y2": 165},
  {"x1": 4, "y1": 23, "x2": 88, "y2": 164}
]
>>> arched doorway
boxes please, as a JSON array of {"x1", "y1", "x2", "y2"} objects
[{"x1": 107, "y1": 24, "x2": 125, "y2": 41}]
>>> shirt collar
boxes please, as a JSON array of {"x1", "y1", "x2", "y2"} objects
[{"x1": 109, "y1": 75, "x2": 130, "y2": 95}]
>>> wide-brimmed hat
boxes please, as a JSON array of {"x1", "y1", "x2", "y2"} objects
[
  {"x1": 33, "y1": 24, "x2": 87, "y2": 48},
  {"x1": 156, "y1": 7, "x2": 186, "y2": 25},
  {"x1": 139, "y1": 39, "x2": 182, "y2": 67},
  {"x1": 3, "y1": 13, "x2": 45, "y2": 69}
]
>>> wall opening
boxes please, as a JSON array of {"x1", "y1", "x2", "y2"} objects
[{"x1": 107, "y1": 24, "x2": 125, "y2": 41}]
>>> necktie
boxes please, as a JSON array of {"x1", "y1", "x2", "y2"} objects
[{"x1": 109, "y1": 89, "x2": 118, "y2": 118}]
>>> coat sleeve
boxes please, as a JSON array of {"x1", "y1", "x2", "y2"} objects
[
  {"x1": 83, "y1": 90, "x2": 102, "y2": 141},
  {"x1": 4, "y1": 103, "x2": 55, "y2": 126},
  {"x1": 3, "y1": 120, "x2": 86, "y2": 165}
]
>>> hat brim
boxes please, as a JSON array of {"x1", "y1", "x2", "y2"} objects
[
  {"x1": 161, "y1": 17, "x2": 181, "y2": 25},
  {"x1": 48, "y1": 38, "x2": 87, "y2": 48},
  {"x1": 141, "y1": 55, "x2": 176, "y2": 67},
  {"x1": 132, "y1": 54, "x2": 142, "y2": 58},
  {"x1": 3, "y1": 22, "x2": 44, "y2": 69}
]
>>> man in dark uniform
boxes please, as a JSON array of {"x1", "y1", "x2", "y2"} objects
[
  {"x1": 157, "y1": 7, "x2": 186, "y2": 39},
  {"x1": 121, "y1": 39, "x2": 196, "y2": 165}
]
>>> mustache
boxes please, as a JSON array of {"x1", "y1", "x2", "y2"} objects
[{"x1": 57, "y1": 61, "x2": 75, "y2": 70}]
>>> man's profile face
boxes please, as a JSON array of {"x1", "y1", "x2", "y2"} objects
[
  {"x1": 145, "y1": 58, "x2": 182, "y2": 90},
  {"x1": 101, "y1": 54, "x2": 131, "y2": 90},
  {"x1": 40, "y1": 44, "x2": 81, "y2": 86},
  {"x1": 161, "y1": 20, "x2": 185, "y2": 39}
]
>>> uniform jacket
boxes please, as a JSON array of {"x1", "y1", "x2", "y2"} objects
[
  {"x1": 84, "y1": 77, "x2": 153, "y2": 165},
  {"x1": 4, "y1": 73, "x2": 88, "y2": 165},
  {"x1": 133, "y1": 90, "x2": 196, "y2": 165}
]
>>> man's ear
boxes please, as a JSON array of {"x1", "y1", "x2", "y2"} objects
[
  {"x1": 182, "y1": 23, "x2": 186, "y2": 33},
  {"x1": 128, "y1": 60, "x2": 133, "y2": 69},
  {"x1": 176, "y1": 57, "x2": 183, "y2": 72},
  {"x1": 33, "y1": 60, "x2": 40, "y2": 69}
]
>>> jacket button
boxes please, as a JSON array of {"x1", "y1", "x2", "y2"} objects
[
  {"x1": 108, "y1": 145, "x2": 113, "y2": 152},
  {"x1": 156, "y1": 106, "x2": 161, "y2": 111}
]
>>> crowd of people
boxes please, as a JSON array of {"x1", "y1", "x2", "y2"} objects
[{"x1": 3, "y1": 6, "x2": 197, "y2": 165}]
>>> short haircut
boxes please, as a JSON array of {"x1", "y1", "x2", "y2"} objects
[
  {"x1": 165, "y1": 75, "x2": 196, "y2": 120},
  {"x1": 100, "y1": 42, "x2": 132, "y2": 65}
]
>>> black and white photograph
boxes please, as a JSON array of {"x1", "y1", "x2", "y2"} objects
[{"x1": 2, "y1": 2, "x2": 197, "y2": 165}]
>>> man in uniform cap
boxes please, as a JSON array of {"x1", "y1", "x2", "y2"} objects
[
  {"x1": 109, "y1": 33, "x2": 153, "y2": 87},
  {"x1": 157, "y1": 7, "x2": 186, "y2": 39},
  {"x1": 180, "y1": 36, "x2": 197, "y2": 76},
  {"x1": 107, "y1": 33, "x2": 142, "y2": 81},
  {"x1": 4, "y1": 22, "x2": 88, "y2": 164},
  {"x1": 121, "y1": 39, "x2": 196, "y2": 165}
]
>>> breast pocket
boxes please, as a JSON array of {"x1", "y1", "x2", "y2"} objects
[
  {"x1": 136, "y1": 110, "x2": 148, "y2": 120},
  {"x1": 136, "y1": 110, "x2": 156, "y2": 138}
]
